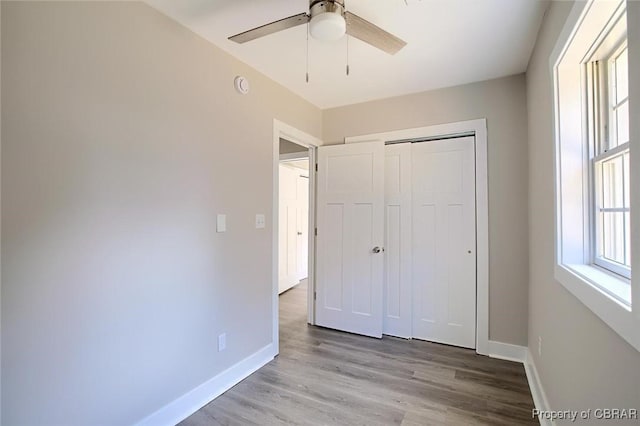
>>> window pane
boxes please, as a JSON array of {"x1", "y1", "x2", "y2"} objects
[
  {"x1": 615, "y1": 48, "x2": 628, "y2": 103},
  {"x1": 601, "y1": 154, "x2": 624, "y2": 208},
  {"x1": 616, "y1": 101, "x2": 629, "y2": 145},
  {"x1": 601, "y1": 211, "x2": 625, "y2": 264}
]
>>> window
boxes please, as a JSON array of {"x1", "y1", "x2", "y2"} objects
[
  {"x1": 552, "y1": 0, "x2": 639, "y2": 352},
  {"x1": 588, "y1": 42, "x2": 631, "y2": 279}
]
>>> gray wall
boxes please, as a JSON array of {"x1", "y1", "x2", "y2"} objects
[
  {"x1": 279, "y1": 138, "x2": 308, "y2": 155},
  {"x1": 324, "y1": 74, "x2": 530, "y2": 346},
  {"x1": 1, "y1": 2, "x2": 321, "y2": 425},
  {"x1": 527, "y1": 1, "x2": 640, "y2": 421}
]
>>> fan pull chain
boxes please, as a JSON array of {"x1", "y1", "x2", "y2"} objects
[
  {"x1": 346, "y1": 35, "x2": 350, "y2": 76},
  {"x1": 306, "y1": 22, "x2": 310, "y2": 83}
]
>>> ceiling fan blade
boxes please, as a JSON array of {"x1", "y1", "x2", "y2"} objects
[
  {"x1": 229, "y1": 13, "x2": 309, "y2": 44},
  {"x1": 345, "y1": 12, "x2": 406, "y2": 55}
]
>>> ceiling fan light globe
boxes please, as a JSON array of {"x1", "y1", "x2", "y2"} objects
[{"x1": 309, "y1": 12, "x2": 346, "y2": 42}]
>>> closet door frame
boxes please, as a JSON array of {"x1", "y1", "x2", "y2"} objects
[{"x1": 344, "y1": 119, "x2": 489, "y2": 356}]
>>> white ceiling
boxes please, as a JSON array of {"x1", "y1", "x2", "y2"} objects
[{"x1": 145, "y1": 0, "x2": 548, "y2": 109}]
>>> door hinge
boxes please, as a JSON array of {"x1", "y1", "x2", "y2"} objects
[
  {"x1": 315, "y1": 163, "x2": 318, "y2": 172},
  {"x1": 314, "y1": 291, "x2": 317, "y2": 301},
  {"x1": 315, "y1": 227, "x2": 318, "y2": 236}
]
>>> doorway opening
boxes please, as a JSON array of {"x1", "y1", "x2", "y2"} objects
[
  {"x1": 278, "y1": 139, "x2": 310, "y2": 295},
  {"x1": 272, "y1": 120, "x2": 320, "y2": 356}
]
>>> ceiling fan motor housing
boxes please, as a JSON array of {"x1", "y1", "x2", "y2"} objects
[
  {"x1": 228, "y1": 0, "x2": 405, "y2": 55},
  {"x1": 309, "y1": 0, "x2": 346, "y2": 42}
]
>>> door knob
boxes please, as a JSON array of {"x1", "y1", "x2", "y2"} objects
[{"x1": 372, "y1": 246, "x2": 383, "y2": 254}]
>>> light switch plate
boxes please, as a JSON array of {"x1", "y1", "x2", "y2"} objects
[
  {"x1": 217, "y1": 214, "x2": 226, "y2": 233},
  {"x1": 255, "y1": 214, "x2": 266, "y2": 229}
]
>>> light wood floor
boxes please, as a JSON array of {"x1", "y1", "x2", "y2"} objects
[{"x1": 181, "y1": 281, "x2": 537, "y2": 425}]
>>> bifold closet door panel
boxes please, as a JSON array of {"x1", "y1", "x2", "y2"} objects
[
  {"x1": 383, "y1": 143, "x2": 413, "y2": 338},
  {"x1": 411, "y1": 137, "x2": 477, "y2": 349}
]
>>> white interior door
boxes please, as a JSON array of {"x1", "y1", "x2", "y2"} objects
[
  {"x1": 315, "y1": 141, "x2": 385, "y2": 338},
  {"x1": 383, "y1": 143, "x2": 413, "y2": 338},
  {"x1": 296, "y1": 173, "x2": 309, "y2": 281},
  {"x1": 412, "y1": 136, "x2": 476, "y2": 348},
  {"x1": 279, "y1": 163, "x2": 299, "y2": 294}
]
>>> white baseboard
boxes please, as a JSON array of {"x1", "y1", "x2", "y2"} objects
[
  {"x1": 487, "y1": 340, "x2": 527, "y2": 362},
  {"x1": 135, "y1": 343, "x2": 275, "y2": 426},
  {"x1": 486, "y1": 343, "x2": 552, "y2": 426},
  {"x1": 524, "y1": 349, "x2": 554, "y2": 426}
]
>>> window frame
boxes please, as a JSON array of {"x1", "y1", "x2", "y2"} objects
[
  {"x1": 551, "y1": 0, "x2": 639, "y2": 352},
  {"x1": 587, "y1": 40, "x2": 631, "y2": 279},
  {"x1": 592, "y1": 146, "x2": 630, "y2": 278}
]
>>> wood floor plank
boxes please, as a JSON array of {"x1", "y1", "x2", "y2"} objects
[
  {"x1": 252, "y1": 369, "x2": 407, "y2": 425},
  {"x1": 256, "y1": 350, "x2": 449, "y2": 418},
  {"x1": 180, "y1": 282, "x2": 536, "y2": 425}
]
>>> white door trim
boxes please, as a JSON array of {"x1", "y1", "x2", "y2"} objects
[
  {"x1": 273, "y1": 119, "x2": 321, "y2": 355},
  {"x1": 344, "y1": 118, "x2": 489, "y2": 356}
]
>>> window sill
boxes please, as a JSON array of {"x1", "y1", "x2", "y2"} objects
[
  {"x1": 567, "y1": 264, "x2": 631, "y2": 307},
  {"x1": 555, "y1": 263, "x2": 639, "y2": 351}
]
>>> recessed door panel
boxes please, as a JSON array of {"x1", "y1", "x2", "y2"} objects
[
  {"x1": 352, "y1": 203, "x2": 374, "y2": 315},
  {"x1": 414, "y1": 203, "x2": 437, "y2": 325},
  {"x1": 385, "y1": 204, "x2": 401, "y2": 319},
  {"x1": 327, "y1": 154, "x2": 374, "y2": 193},
  {"x1": 323, "y1": 203, "x2": 345, "y2": 311}
]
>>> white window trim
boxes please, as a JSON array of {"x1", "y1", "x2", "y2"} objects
[{"x1": 551, "y1": 0, "x2": 640, "y2": 352}]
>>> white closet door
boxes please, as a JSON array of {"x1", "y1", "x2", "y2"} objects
[
  {"x1": 278, "y1": 164, "x2": 299, "y2": 294},
  {"x1": 296, "y1": 173, "x2": 309, "y2": 281},
  {"x1": 383, "y1": 143, "x2": 413, "y2": 338},
  {"x1": 412, "y1": 137, "x2": 476, "y2": 348},
  {"x1": 316, "y1": 141, "x2": 385, "y2": 338}
]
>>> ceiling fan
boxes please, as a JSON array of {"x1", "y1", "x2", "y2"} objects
[{"x1": 228, "y1": 0, "x2": 407, "y2": 55}]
